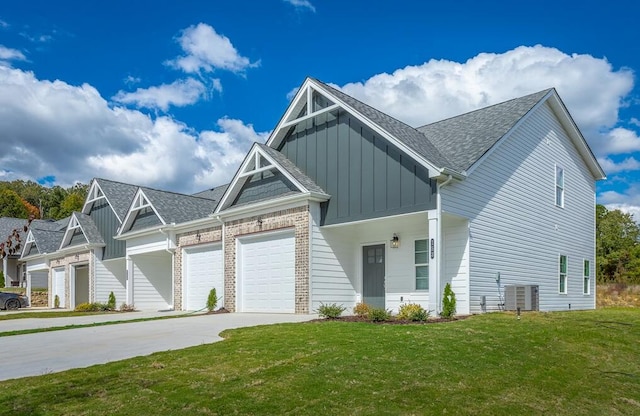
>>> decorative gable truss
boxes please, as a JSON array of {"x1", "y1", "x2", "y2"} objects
[
  {"x1": 22, "y1": 230, "x2": 38, "y2": 256},
  {"x1": 59, "y1": 214, "x2": 88, "y2": 249},
  {"x1": 215, "y1": 143, "x2": 329, "y2": 214},
  {"x1": 119, "y1": 189, "x2": 166, "y2": 235},
  {"x1": 83, "y1": 179, "x2": 122, "y2": 222}
]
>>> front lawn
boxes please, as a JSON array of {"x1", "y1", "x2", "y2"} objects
[{"x1": 1, "y1": 309, "x2": 639, "y2": 415}]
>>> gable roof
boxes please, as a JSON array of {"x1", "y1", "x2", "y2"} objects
[
  {"x1": 25, "y1": 228, "x2": 66, "y2": 256},
  {"x1": 59, "y1": 212, "x2": 105, "y2": 249},
  {"x1": 83, "y1": 178, "x2": 139, "y2": 223},
  {"x1": 214, "y1": 142, "x2": 329, "y2": 214},
  {"x1": 268, "y1": 77, "x2": 604, "y2": 181},
  {"x1": 417, "y1": 89, "x2": 552, "y2": 173}
]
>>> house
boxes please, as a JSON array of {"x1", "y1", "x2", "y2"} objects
[
  {"x1": 21, "y1": 178, "x2": 138, "y2": 309},
  {"x1": 170, "y1": 77, "x2": 604, "y2": 314}
]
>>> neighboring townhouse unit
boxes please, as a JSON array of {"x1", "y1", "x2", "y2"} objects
[
  {"x1": 173, "y1": 77, "x2": 604, "y2": 315},
  {"x1": 115, "y1": 186, "x2": 219, "y2": 311},
  {"x1": 1, "y1": 216, "x2": 30, "y2": 287}
]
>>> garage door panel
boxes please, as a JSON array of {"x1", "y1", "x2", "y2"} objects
[
  {"x1": 53, "y1": 268, "x2": 66, "y2": 308},
  {"x1": 132, "y1": 255, "x2": 172, "y2": 311},
  {"x1": 239, "y1": 231, "x2": 295, "y2": 313},
  {"x1": 184, "y1": 245, "x2": 223, "y2": 311}
]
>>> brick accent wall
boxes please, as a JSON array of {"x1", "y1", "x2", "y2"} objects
[
  {"x1": 174, "y1": 226, "x2": 222, "y2": 311},
  {"x1": 224, "y1": 205, "x2": 310, "y2": 313},
  {"x1": 48, "y1": 250, "x2": 92, "y2": 309}
]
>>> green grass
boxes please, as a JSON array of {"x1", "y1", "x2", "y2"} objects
[
  {"x1": 1, "y1": 309, "x2": 639, "y2": 415},
  {"x1": 0, "y1": 311, "x2": 112, "y2": 320}
]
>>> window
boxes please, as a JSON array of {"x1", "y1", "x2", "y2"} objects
[
  {"x1": 583, "y1": 260, "x2": 590, "y2": 295},
  {"x1": 559, "y1": 255, "x2": 567, "y2": 294},
  {"x1": 555, "y1": 165, "x2": 564, "y2": 207},
  {"x1": 415, "y1": 239, "x2": 429, "y2": 290}
]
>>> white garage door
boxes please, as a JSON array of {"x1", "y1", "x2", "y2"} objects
[
  {"x1": 238, "y1": 231, "x2": 295, "y2": 313},
  {"x1": 53, "y1": 267, "x2": 66, "y2": 308},
  {"x1": 183, "y1": 244, "x2": 223, "y2": 311}
]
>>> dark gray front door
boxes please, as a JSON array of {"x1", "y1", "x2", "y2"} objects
[{"x1": 363, "y1": 244, "x2": 385, "y2": 308}]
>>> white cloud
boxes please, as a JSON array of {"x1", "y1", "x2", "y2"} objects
[
  {"x1": 630, "y1": 117, "x2": 640, "y2": 127},
  {"x1": 338, "y1": 45, "x2": 634, "y2": 156},
  {"x1": 112, "y1": 78, "x2": 209, "y2": 111},
  {"x1": 283, "y1": 0, "x2": 316, "y2": 12},
  {"x1": 598, "y1": 156, "x2": 640, "y2": 174},
  {"x1": 594, "y1": 127, "x2": 640, "y2": 155},
  {"x1": 286, "y1": 86, "x2": 300, "y2": 101},
  {"x1": 167, "y1": 23, "x2": 259, "y2": 74},
  {"x1": 0, "y1": 45, "x2": 26, "y2": 62},
  {"x1": 124, "y1": 75, "x2": 141, "y2": 85},
  {"x1": 0, "y1": 65, "x2": 268, "y2": 193},
  {"x1": 0, "y1": 20, "x2": 8, "y2": 29}
]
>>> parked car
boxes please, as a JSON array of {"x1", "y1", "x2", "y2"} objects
[{"x1": 0, "y1": 292, "x2": 29, "y2": 310}]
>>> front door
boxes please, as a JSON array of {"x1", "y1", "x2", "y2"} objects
[{"x1": 363, "y1": 244, "x2": 385, "y2": 308}]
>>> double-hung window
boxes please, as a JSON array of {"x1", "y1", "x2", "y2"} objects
[
  {"x1": 559, "y1": 255, "x2": 568, "y2": 294},
  {"x1": 583, "y1": 260, "x2": 590, "y2": 295},
  {"x1": 555, "y1": 165, "x2": 564, "y2": 207},
  {"x1": 415, "y1": 239, "x2": 429, "y2": 290}
]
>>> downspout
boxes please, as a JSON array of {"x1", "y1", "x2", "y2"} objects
[{"x1": 435, "y1": 175, "x2": 454, "y2": 314}]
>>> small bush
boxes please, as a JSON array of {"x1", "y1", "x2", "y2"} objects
[
  {"x1": 317, "y1": 302, "x2": 346, "y2": 319},
  {"x1": 441, "y1": 283, "x2": 457, "y2": 318},
  {"x1": 119, "y1": 303, "x2": 135, "y2": 312},
  {"x1": 74, "y1": 302, "x2": 110, "y2": 312},
  {"x1": 368, "y1": 307, "x2": 392, "y2": 322},
  {"x1": 107, "y1": 291, "x2": 116, "y2": 310},
  {"x1": 207, "y1": 288, "x2": 218, "y2": 312},
  {"x1": 353, "y1": 302, "x2": 371, "y2": 317},
  {"x1": 54, "y1": 294, "x2": 60, "y2": 309},
  {"x1": 397, "y1": 303, "x2": 430, "y2": 322}
]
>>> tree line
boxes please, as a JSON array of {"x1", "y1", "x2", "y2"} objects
[
  {"x1": 1, "y1": 180, "x2": 638, "y2": 283},
  {"x1": 0, "y1": 180, "x2": 87, "y2": 220}
]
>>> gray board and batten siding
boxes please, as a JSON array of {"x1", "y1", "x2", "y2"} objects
[
  {"x1": 89, "y1": 199, "x2": 126, "y2": 260},
  {"x1": 232, "y1": 170, "x2": 299, "y2": 207},
  {"x1": 278, "y1": 108, "x2": 436, "y2": 226},
  {"x1": 129, "y1": 207, "x2": 162, "y2": 232},
  {"x1": 68, "y1": 229, "x2": 88, "y2": 246}
]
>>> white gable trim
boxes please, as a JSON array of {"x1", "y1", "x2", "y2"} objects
[
  {"x1": 118, "y1": 189, "x2": 166, "y2": 236},
  {"x1": 266, "y1": 78, "x2": 443, "y2": 178},
  {"x1": 82, "y1": 180, "x2": 123, "y2": 223},
  {"x1": 20, "y1": 230, "x2": 37, "y2": 259},
  {"x1": 214, "y1": 144, "x2": 316, "y2": 214}
]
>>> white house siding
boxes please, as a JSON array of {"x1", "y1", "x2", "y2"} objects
[
  {"x1": 442, "y1": 214, "x2": 470, "y2": 315},
  {"x1": 94, "y1": 255, "x2": 126, "y2": 306},
  {"x1": 311, "y1": 206, "x2": 430, "y2": 314},
  {"x1": 440, "y1": 102, "x2": 597, "y2": 313},
  {"x1": 131, "y1": 253, "x2": 172, "y2": 311},
  {"x1": 310, "y1": 204, "x2": 357, "y2": 312}
]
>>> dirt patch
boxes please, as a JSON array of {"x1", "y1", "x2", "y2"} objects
[{"x1": 206, "y1": 307, "x2": 231, "y2": 315}]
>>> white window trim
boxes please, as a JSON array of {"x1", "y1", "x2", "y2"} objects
[
  {"x1": 415, "y1": 238, "x2": 429, "y2": 291},
  {"x1": 559, "y1": 254, "x2": 568, "y2": 294},
  {"x1": 583, "y1": 259, "x2": 591, "y2": 295},
  {"x1": 555, "y1": 164, "x2": 565, "y2": 208}
]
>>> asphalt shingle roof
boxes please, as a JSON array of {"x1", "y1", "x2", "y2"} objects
[
  {"x1": 417, "y1": 89, "x2": 552, "y2": 172},
  {"x1": 258, "y1": 143, "x2": 327, "y2": 195},
  {"x1": 140, "y1": 187, "x2": 218, "y2": 225},
  {"x1": 73, "y1": 212, "x2": 105, "y2": 245},
  {"x1": 192, "y1": 184, "x2": 230, "y2": 208},
  {"x1": 94, "y1": 178, "x2": 139, "y2": 222},
  {"x1": 28, "y1": 228, "x2": 65, "y2": 255}
]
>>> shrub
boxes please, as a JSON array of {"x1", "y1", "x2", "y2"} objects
[
  {"x1": 54, "y1": 294, "x2": 60, "y2": 309},
  {"x1": 74, "y1": 302, "x2": 110, "y2": 312},
  {"x1": 107, "y1": 291, "x2": 116, "y2": 310},
  {"x1": 397, "y1": 303, "x2": 430, "y2": 322},
  {"x1": 368, "y1": 307, "x2": 392, "y2": 322},
  {"x1": 206, "y1": 288, "x2": 218, "y2": 312},
  {"x1": 317, "y1": 302, "x2": 346, "y2": 319},
  {"x1": 119, "y1": 303, "x2": 135, "y2": 312},
  {"x1": 441, "y1": 283, "x2": 457, "y2": 318},
  {"x1": 353, "y1": 302, "x2": 371, "y2": 317}
]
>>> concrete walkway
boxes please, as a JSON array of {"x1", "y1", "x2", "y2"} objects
[{"x1": 0, "y1": 312, "x2": 315, "y2": 381}]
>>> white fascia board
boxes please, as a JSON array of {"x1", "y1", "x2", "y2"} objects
[
  {"x1": 59, "y1": 214, "x2": 81, "y2": 250},
  {"x1": 214, "y1": 143, "x2": 260, "y2": 214},
  {"x1": 172, "y1": 216, "x2": 222, "y2": 234},
  {"x1": 216, "y1": 193, "x2": 320, "y2": 222},
  {"x1": 266, "y1": 78, "x2": 314, "y2": 147},
  {"x1": 118, "y1": 189, "x2": 166, "y2": 236},
  {"x1": 114, "y1": 223, "x2": 175, "y2": 241},
  {"x1": 280, "y1": 104, "x2": 340, "y2": 129}
]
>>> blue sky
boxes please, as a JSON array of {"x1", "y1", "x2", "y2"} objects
[{"x1": 1, "y1": 0, "x2": 639, "y2": 217}]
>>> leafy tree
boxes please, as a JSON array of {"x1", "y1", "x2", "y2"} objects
[
  {"x1": 58, "y1": 192, "x2": 85, "y2": 218},
  {"x1": 596, "y1": 204, "x2": 640, "y2": 283},
  {"x1": 0, "y1": 189, "x2": 29, "y2": 218}
]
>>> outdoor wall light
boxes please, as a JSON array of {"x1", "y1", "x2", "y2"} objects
[
  {"x1": 390, "y1": 233, "x2": 400, "y2": 249},
  {"x1": 256, "y1": 217, "x2": 263, "y2": 226}
]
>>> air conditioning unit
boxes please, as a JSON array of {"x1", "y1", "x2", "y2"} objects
[{"x1": 504, "y1": 285, "x2": 539, "y2": 311}]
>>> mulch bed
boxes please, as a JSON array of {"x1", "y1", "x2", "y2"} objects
[{"x1": 310, "y1": 315, "x2": 470, "y2": 325}]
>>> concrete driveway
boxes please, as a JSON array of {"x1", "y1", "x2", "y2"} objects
[{"x1": 0, "y1": 312, "x2": 315, "y2": 381}]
